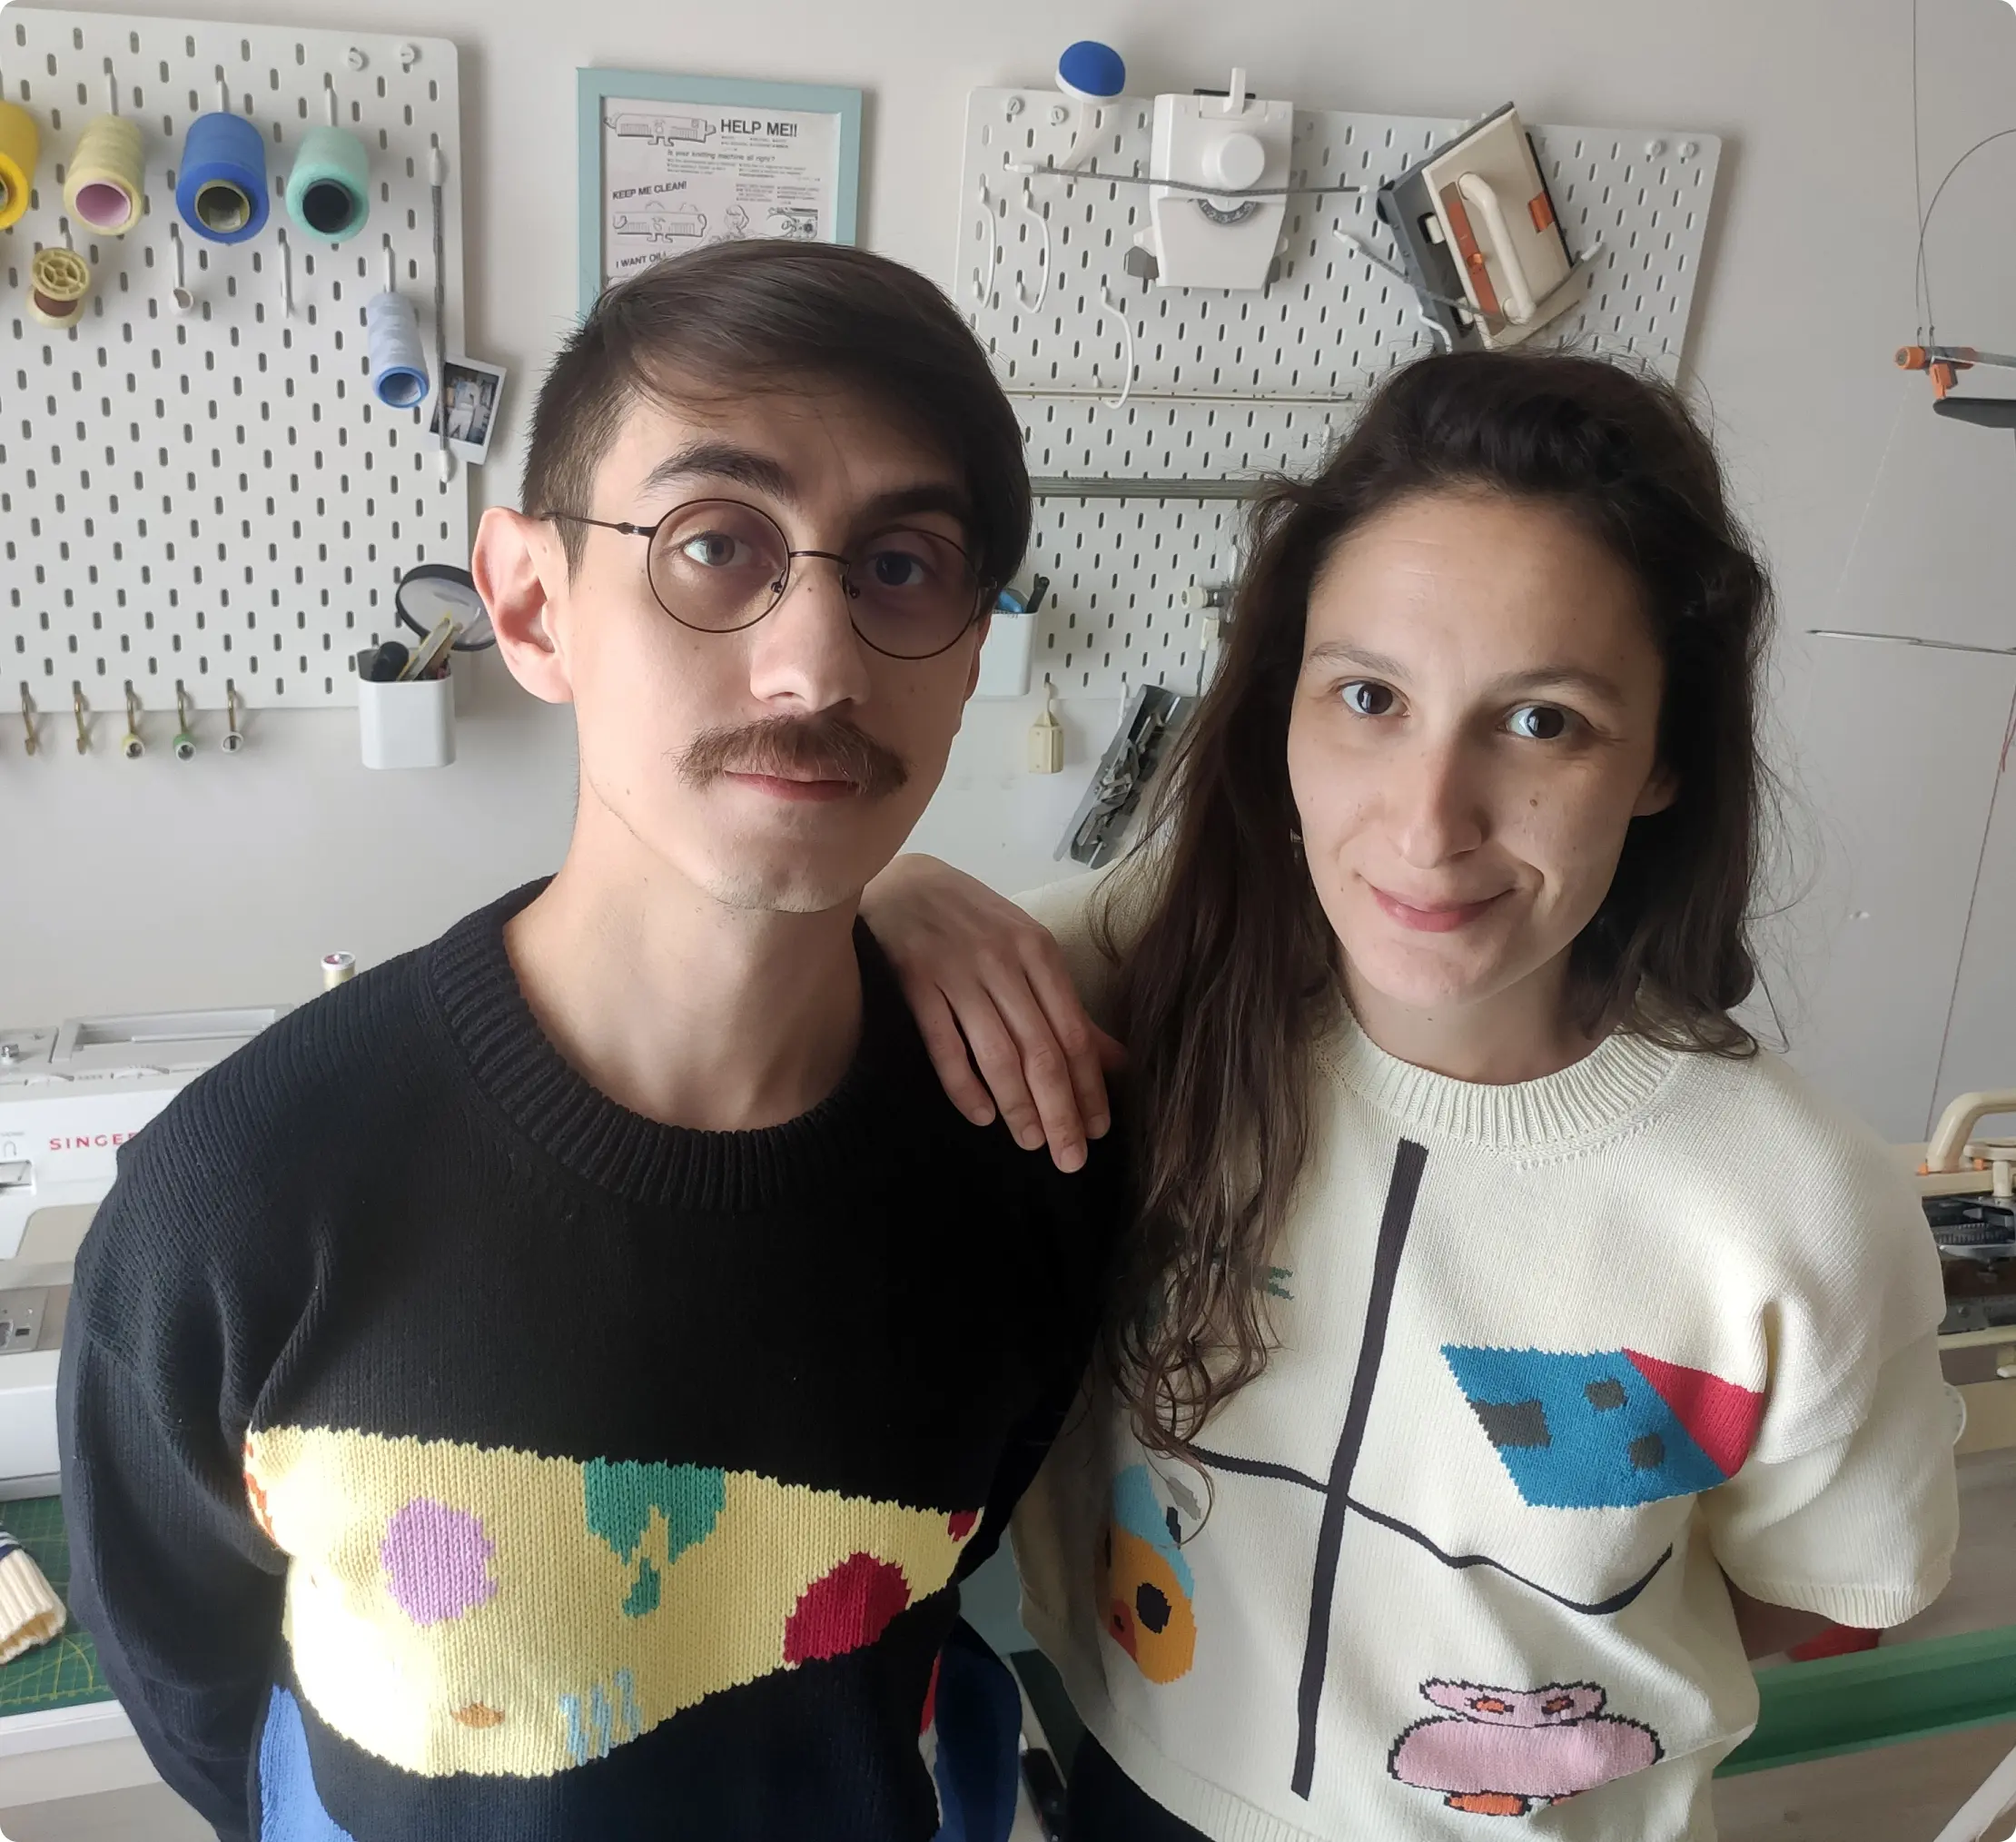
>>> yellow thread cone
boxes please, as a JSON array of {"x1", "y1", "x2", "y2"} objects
[{"x1": 0, "y1": 100, "x2": 39, "y2": 232}]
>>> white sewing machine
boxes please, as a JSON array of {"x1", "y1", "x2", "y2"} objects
[
  {"x1": 0, "y1": 1007, "x2": 285, "y2": 1499},
  {"x1": 1906, "y1": 1089, "x2": 2016, "y2": 1459}
]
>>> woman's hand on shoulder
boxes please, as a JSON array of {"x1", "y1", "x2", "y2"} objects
[{"x1": 861, "y1": 855, "x2": 1124, "y2": 1173}]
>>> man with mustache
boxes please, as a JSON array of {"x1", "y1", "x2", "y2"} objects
[{"x1": 60, "y1": 242, "x2": 1119, "y2": 1842}]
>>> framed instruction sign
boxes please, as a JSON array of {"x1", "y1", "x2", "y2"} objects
[{"x1": 578, "y1": 69, "x2": 864, "y2": 312}]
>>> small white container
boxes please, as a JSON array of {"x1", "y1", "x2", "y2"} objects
[
  {"x1": 974, "y1": 607, "x2": 1035, "y2": 699},
  {"x1": 358, "y1": 664, "x2": 456, "y2": 769}
]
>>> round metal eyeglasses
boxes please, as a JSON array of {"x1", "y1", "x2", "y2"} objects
[{"x1": 548, "y1": 498, "x2": 993, "y2": 661}]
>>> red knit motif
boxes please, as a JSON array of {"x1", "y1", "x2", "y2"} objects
[{"x1": 783, "y1": 1553, "x2": 913, "y2": 1665}]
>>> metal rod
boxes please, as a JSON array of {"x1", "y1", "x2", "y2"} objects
[
  {"x1": 1922, "y1": 344, "x2": 2016, "y2": 371},
  {"x1": 1005, "y1": 386, "x2": 1364, "y2": 407},
  {"x1": 1808, "y1": 628, "x2": 2016, "y2": 658},
  {"x1": 430, "y1": 145, "x2": 448, "y2": 464},
  {"x1": 1031, "y1": 476, "x2": 1270, "y2": 500}
]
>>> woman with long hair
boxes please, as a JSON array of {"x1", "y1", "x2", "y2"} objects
[{"x1": 865, "y1": 350, "x2": 1955, "y2": 1839}]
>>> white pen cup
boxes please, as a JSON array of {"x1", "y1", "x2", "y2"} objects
[{"x1": 356, "y1": 652, "x2": 456, "y2": 769}]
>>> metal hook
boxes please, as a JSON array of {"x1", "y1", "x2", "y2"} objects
[
  {"x1": 278, "y1": 229, "x2": 292, "y2": 319},
  {"x1": 222, "y1": 678, "x2": 245, "y2": 754},
  {"x1": 173, "y1": 679, "x2": 197, "y2": 760},
  {"x1": 1015, "y1": 176, "x2": 1051, "y2": 314},
  {"x1": 19, "y1": 683, "x2": 36, "y2": 758},
  {"x1": 324, "y1": 81, "x2": 339, "y2": 128},
  {"x1": 216, "y1": 75, "x2": 230, "y2": 115},
  {"x1": 106, "y1": 69, "x2": 119, "y2": 118},
  {"x1": 121, "y1": 680, "x2": 144, "y2": 758},
  {"x1": 72, "y1": 682, "x2": 89, "y2": 756},
  {"x1": 382, "y1": 239, "x2": 395, "y2": 295}
]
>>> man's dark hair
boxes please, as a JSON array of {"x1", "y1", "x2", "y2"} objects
[{"x1": 522, "y1": 242, "x2": 1030, "y2": 589}]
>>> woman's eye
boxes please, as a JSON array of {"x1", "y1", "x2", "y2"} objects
[
  {"x1": 1339, "y1": 680, "x2": 1396, "y2": 717},
  {"x1": 1507, "y1": 704, "x2": 1570, "y2": 740}
]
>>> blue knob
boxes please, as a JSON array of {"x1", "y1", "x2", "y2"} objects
[{"x1": 1057, "y1": 40, "x2": 1126, "y2": 102}]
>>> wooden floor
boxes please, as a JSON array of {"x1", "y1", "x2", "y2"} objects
[
  {"x1": 1715, "y1": 1450, "x2": 2016, "y2": 1842},
  {"x1": 0, "y1": 1784, "x2": 212, "y2": 1842},
  {"x1": 1714, "y1": 1720, "x2": 2016, "y2": 1840},
  {"x1": 7, "y1": 1453, "x2": 2013, "y2": 1842}
]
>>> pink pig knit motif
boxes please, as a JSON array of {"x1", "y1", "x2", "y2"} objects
[{"x1": 1388, "y1": 1679, "x2": 1662, "y2": 1817}]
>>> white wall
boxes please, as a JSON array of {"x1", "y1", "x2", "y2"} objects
[{"x1": 8, "y1": 0, "x2": 2016, "y2": 1143}]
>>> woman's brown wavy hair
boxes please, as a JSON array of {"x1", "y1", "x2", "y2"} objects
[{"x1": 1098, "y1": 349, "x2": 1774, "y2": 1463}]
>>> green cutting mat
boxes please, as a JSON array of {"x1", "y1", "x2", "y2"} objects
[{"x1": 0, "y1": 1495, "x2": 113, "y2": 1714}]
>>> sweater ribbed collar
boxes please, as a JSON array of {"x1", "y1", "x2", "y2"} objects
[
  {"x1": 1315, "y1": 1009, "x2": 1679, "y2": 1151},
  {"x1": 427, "y1": 879, "x2": 914, "y2": 1212}
]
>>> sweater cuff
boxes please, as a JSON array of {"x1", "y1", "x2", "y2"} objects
[
  {"x1": 1726, "y1": 1560, "x2": 1952, "y2": 1632},
  {"x1": 0, "y1": 1537, "x2": 65, "y2": 1663}
]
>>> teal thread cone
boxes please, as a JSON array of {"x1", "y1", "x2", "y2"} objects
[{"x1": 286, "y1": 124, "x2": 371, "y2": 243}]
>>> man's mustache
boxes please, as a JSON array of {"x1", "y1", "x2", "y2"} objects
[{"x1": 677, "y1": 713, "x2": 909, "y2": 798}]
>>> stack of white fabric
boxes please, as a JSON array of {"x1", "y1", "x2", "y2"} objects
[{"x1": 0, "y1": 1528, "x2": 63, "y2": 1664}]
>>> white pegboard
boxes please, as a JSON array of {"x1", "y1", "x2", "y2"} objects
[
  {"x1": 1, "y1": 7, "x2": 468, "y2": 716},
  {"x1": 957, "y1": 91, "x2": 1722, "y2": 698}
]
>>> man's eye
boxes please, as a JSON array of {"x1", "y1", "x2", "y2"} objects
[
  {"x1": 680, "y1": 532, "x2": 743, "y2": 568},
  {"x1": 1339, "y1": 680, "x2": 1396, "y2": 717},
  {"x1": 1507, "y1": 704, "x2": 1570, "y2": 740}
]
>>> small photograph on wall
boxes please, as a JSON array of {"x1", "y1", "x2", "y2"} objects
[
  {"x1": 428, "y1": 356, "x2": 507, "y2": 465},
  {"x1": 578, "y1": 69, "x2": 863, "y2": 312}
]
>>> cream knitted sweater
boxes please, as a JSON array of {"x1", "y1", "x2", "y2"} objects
[{"x1": 1012, "y1": 876, "x2": 1957, "y2": 1842}]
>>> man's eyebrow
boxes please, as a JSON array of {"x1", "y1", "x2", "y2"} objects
[
  {"x1": 1302, "y1": 639, "x2": 1626, "y2": 702},
  {"x1": 636, "y1": 450, "x2": 972, "y2": 537},
  {"x1": 854, "y1": 483, "x2": 974, "y2": 531},
  {"x1": 638, "y1": 442, "x2": 796, "y2": 504}
]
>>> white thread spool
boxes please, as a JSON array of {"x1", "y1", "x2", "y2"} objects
[{"x1": 366, "y1": 289, "x2": 430, "y2": 410}]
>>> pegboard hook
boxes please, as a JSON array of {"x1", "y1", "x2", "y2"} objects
[
  {"x1": 222, "y1": 679, "x2": 245, "y2": 755},
  {"x1": 168, "y1": 224, "x2": 193, "y2": 314},
  {"x1": 1059, "y1": 101, "x2": 1101, "y2": 175},
  {"x1": 19, "y1": 684, "x2": 37, "y2": 758},
  {"x1": 973, "y1": 179, "x2": 997, "y2": 305},
  {"x1": 1014, "y1": 175, "x2": 1051, "y2": 313},
  {"x1": 324, "y1": 80, "x2": 339, "y2": 128},
  {"x1": 173, "y1": 679, "x2": 197, "y2": 760},
  {"x1": 105, "y1": 69, "x2": 119, "y2": 117},
  {"x1": 382, "y1": 239, "x2": 395, "y2": 295},
  {"x1": 278, "y1": 230, "x2": 292, "y2": 320},
  {"x1": 216, "y1": 75, "x2": 230, "y2": 115},
  {"x1": 1096, "y1": 288, "x2": 1134, "y2": 412},
  {"x1": 398, "y1": 43, "x2": 420, "y2": 71},
  {"x1": 72, "y1": 683, "x2": 89, "y2": 756},
  {"x1": 121, "y1": 681, "x2": 145, "y2": 760}
]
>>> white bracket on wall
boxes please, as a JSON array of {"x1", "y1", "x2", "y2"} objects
[
  {"x1": 957, "y1": 91, "x2": 1721, "y2": 700},
  {"x1": 1, "y1": 8, "x2": 468, "y2": 715}
]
